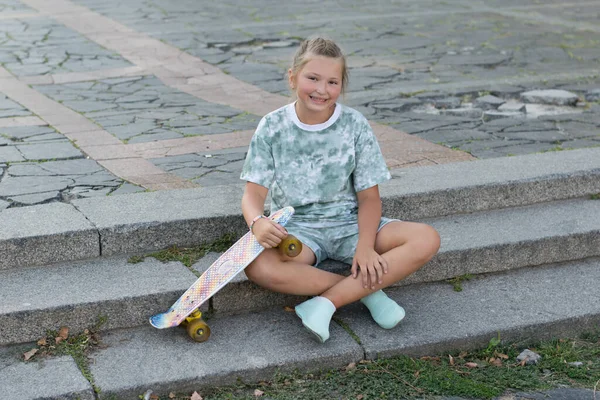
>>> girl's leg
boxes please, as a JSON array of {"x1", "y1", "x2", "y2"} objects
[
  {"x1": 244, "y1": 244, "x2": 345, "y2": 296},
  {"x1": 321, "y1": 221, "x2": 440, "y2": 308},
  {"x1": 295, "y1": 221, "x2": 440, "y2": 342}
]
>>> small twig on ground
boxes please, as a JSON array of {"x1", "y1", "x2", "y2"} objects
[{"x1": 594, "y1": 378, "x2": 599, "y2": 400}]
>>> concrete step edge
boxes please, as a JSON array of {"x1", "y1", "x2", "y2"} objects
[
  {"x1": 3, "y1": 257, "x2": 599, "y2": 399},
  {"x1": 2, "y1": 147, "x2": 600, "y2": 270}
]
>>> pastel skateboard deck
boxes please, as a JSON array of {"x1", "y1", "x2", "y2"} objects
[{"x1": 149, "y1": 206, "x2": 296, "y2": 334}]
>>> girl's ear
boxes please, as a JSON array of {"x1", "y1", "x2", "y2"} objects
[{"x1": 288, "y1": 68, "x2": 295, "y2": 89}]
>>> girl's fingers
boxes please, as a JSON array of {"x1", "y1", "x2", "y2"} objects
[
  {"x1": 368, "y1": 264, "x2": 378, "y2": 289},
  {"x1": 362, "y1": 266, "x2": 369, "y2": 288},
  {"x1": 381, "y1": 256, "x2": 389, "y2": 274}
]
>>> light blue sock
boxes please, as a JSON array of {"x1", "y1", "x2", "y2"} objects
[
  {"x1": 360, "y1": 290, "x2": 405, "y2": 329},
  {"x1": 295, "y1": 296, "x2": 336, "y2": 343}
]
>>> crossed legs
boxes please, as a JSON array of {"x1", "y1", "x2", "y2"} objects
[{"x1": 244, "y1": 221, "x2": 441, "y2": 341}]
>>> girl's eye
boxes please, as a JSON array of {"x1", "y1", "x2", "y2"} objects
[
  {"x1": 309, "y1": 77, "x2": 317, "y2": 81},
  {"x1": 329, "y1": 81, "x2": 339, "y2": 85}
]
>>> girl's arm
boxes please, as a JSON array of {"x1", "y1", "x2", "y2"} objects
[
  {"x1": 352, "y1": 185, "x2": 388, "y2": 289},
  {"x1": 242, "y1": 182, "x2": 287, "y2": 248}
]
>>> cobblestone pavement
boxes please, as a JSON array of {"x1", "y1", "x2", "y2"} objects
[{"x1": 0, "y1": 0, "x2": 599, "y2": 208}]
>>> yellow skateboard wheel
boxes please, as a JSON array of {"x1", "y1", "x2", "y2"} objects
[
  {"x1": 186, "y1": 318, "x2": 211, "y2": 342},
  {"x1": 278, "y1": 234, "x2": 302, "y2": 258}
]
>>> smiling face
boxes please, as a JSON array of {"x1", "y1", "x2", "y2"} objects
[{"x1": 289, "y1": 55, "x2": 344, "y2": 125}]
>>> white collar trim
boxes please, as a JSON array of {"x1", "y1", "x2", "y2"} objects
[{"x1": 287, "y1": 102, "x2": 341, "y2": 131}]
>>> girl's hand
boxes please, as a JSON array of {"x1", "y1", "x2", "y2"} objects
[
  {"x1": 351, "y1": 245, "x2": 388, "y2": 289},
  {"x1": 252, "y1": 218, "x2": 288, "y2": 249}
]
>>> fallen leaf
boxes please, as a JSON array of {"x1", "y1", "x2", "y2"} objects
[
  {"x1": 458, "y1": 351, "x2": 468, "y2": 359},
  {"x1": 23, "y1": 348, "x2": 38, "y2": 361},
  {"x1": 448, "y1": 355, "x2": 455, "y2": 366},
  {"x1": 58, "y1": 327, "x2": 69, "y2": 340},
  {"x1": 283, "y1": 306, "x2": 294, "y2": 312},
  {"x1": 520, "y1": 359, "x2": 527, "y2": 367},
  {"x1": 496, "y1": 352, "x2": 509, "y2": 359},
  {"x1": 149, "y1": 394, "x2": 159, "y2": 400},
  {"x1": 169, "y1": 393, "x2": 176, "y2": 399},
  {"x1": 254, "y1": 389, "x2": 264, "y2": 397},
  {"x1": 357, "y1": 395, "x2": 364, "y2": 400},
  {"x1": 465, "y1": 362, "x2": 478, "y2": 368},
  {"x1": 37, "y1": 338, "x2": 47, "y2": 346},
  {"x1": 190, "y1": 392, "x2": 203, "y2": 400},
  {"x1": 413, "y1": 370, "x2": 420, "y2": 378},
  {"x1": 345, "y1": 362, "x2": 356, "y2": 371},
  {"x1": 491, "y1": 358, "x2": 503, "y2": 367}
]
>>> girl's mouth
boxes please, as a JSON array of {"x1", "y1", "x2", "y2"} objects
[{"x1": 309, "y1": 95, "x2": 327, "y2": 103}]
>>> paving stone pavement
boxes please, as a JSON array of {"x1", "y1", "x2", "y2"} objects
[{"x1": 0, "y1": 0, "x2": 599, "y2": 208}]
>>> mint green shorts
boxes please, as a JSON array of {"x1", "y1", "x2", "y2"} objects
[{"x1": 285, "y1": 216, "x2": 398, "y2": 266}]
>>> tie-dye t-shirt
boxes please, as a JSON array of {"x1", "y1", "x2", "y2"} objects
[{"x1": 240, "y1": 103, "x2": 391, "y2": 222}]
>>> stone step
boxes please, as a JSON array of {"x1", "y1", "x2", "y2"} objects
[
  {"x1": 1, "y1": 197, "x2": 598, "y2": 346},
  {"x1": 1, "y1": 147, "x2": 599, "y2": 271},
  {"x1": 2, "y1": 257, "x2": 599, "y2": 399}
]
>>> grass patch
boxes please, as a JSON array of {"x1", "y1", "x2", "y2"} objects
[
  {"x1": 160, "y1": 332, "x2": 600, "y2": 399},
  {"x1": 24, "y1": 316, "x2": 107, "y2": 394},
  {"x1": 446, "y1": 273, "x2": 473, "y2": 292},
  {"x1": 591, "y1": 193, "x2": 600, "y2": 200},
  {"x1": 128, "y1": 234, "x2": 236, "y2": 270}
]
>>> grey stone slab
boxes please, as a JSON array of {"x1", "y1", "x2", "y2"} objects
[
  {"x1": 521, "y1": 89, "x2": 580, "y2": 106},
  {"x1": 0, "y1": 256, "x2": 196, "y2": 345},
  {"x1": 474, "y1": 94, "x2": 505, "y2": 109},
  {"x1": 89, "y1": 309, "x2": 363, "y2": 399},
  {"x1": 509, "y1": 388, "x2": 596, "y2": 400},
  {"x1": 483, "y1": 110, "x2": 525, "y2": 121},
  {"x1": 0, "y1": 126, "x2": 60, "y2": 141},
  {"x1": 0, "y1": 175, "x2": 72, "y2": 197},
  {"x1": 9, "y1": 190, "x2": 61, "y2": 205},
  {"x1": 0, "y1": 350, "x2": 94, "y2": 400},
  {"x1": 0, "y1": 202, "x2": 98, "y2": 270},
  {"x1": 382, "y1": 147, "x2": 600, "y2": 220},
  {"x1": 72, "y1": 184, "x2": 247, "y2": 255},
  {"x1": 17, "y1": 141, "x2": 84, "y2": 161},
  {"x1": 337, "y1": 258, "x2": 600, "y2": 359},
  {"x1": 439, "y1": 107, "x2": 483, "y2": 119},
  {"x1": 109, "y1": 182, "x2": 145, "y2": 195},
  {"x1": 0, "y1": 146, "x2": 24, "y2": 162},
  {"x1": 409, "y1": 198, "x2": 600, "y2": 285}
]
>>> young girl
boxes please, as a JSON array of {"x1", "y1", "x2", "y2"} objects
[{"x1": 240, "y1": 37, "x2": 440, "y2": 343}]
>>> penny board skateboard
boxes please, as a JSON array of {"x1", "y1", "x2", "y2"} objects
[{"x1": 149, "y1": 206, "x2": 296, "y2": 341}]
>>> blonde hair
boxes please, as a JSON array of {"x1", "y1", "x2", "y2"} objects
[{"x1": 289, "y1": 37, "x2": 349, "y2": 94}]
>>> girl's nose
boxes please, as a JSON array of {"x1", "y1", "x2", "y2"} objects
[{"x1": 316, "y1": 81, "x2": 326, "y2": 93}]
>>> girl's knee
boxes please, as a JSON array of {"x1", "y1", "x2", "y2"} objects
[
  {"x1": 244, "y1": 251, "x2": 284, "y2": 286},
  {"x1": 414, "y1": 224, "x2": 441, "y2": 262}
]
